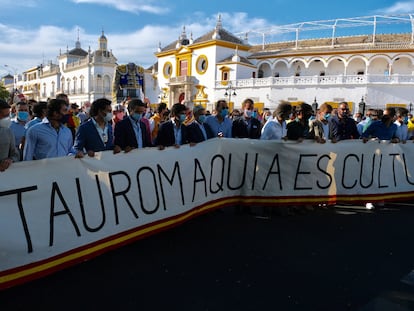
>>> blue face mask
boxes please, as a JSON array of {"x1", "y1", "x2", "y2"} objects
[
  {"x1": 403, "y1": 116, "x2": 409, "y2": 124},
  {"x1": 17, "y1": 111, "x2": 29, "y2": 121},
  {"x1": 132, "y1": 113, "x2": 142, "y2": 121},
  {"x1": 324, "y1": 113, "x2": 331, "y2": 120},
  {"x1": 220, "y1": 109, "x2": 228, "y2": 118},
  {"x1": 198, "y1": 115, "x2": 206, "y2": 123},
  {"x1": 178, "y1": 114, "x2": 186, "y2": 123}
]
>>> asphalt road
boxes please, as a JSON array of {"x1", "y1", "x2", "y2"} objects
[{"x1": 1, "y1": 203, "x2": 414, "y2": 311}]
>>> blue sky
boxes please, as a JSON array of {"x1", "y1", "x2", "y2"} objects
[{"x1": 0, "y1": 0, "x2": 414, "y2": 75}]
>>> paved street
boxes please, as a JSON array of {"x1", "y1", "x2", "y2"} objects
[{"x1": 1, "y1": 202, "x2": 414, "y2": 311}]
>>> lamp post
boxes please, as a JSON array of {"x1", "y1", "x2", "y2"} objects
[
  {"x1": 358, "y1": 96, "x2": 365, "y2": 115},
  {"x1": 312, "y1": 97, "x2": 318, "y2": 113},
  {"x1": 224, "y1": 82, "x2": 237, "y2": 105},
  {"x1": 409, "y1": 102, "x2": 412, "y2": 113}
]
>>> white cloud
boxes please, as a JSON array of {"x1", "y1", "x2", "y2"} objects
[
  {"x1": 0, "y1": 12, "x2": 273, "y2": 74},
  {"x1": 375, "y1": 1, "x2": 414, "y2": 14},
  {"x1": 71, "y1": 0, "x2": 170, "y2": 14}
]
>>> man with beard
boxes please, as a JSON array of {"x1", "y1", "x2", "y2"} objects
[
  {"x1": 362, "y1": 107, "x2": 399, "y2": 142},
  {"x1": 23, "y1": 99, "x2": 73, "y2": 160},
  {"x1": 329, "y1": 101, "x2": 360, "y2": 142}
]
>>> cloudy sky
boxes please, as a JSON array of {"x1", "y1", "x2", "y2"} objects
[{"x1": 0, "y1": 0, "x2": 413, "y2": 75}]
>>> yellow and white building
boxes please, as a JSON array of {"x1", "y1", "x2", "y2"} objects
[{"x1": 154, "y1": 14, "x2": 414, "y2": 114}]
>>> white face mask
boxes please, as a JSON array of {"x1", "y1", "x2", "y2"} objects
[
  {"x1": 104, "y1": 112, "x2": 113, "y2": 122},
  {"x1": 245, "y1": 110, "x2": 253, "y2": 118},
  {"x1": 0, "y1": 116, "x2": 12, "y2": 128}
]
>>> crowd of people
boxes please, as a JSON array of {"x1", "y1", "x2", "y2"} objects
[{"x1": 1, "y1": 94, "x2": 414, "y2": 211}]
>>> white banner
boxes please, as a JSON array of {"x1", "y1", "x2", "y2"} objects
[{"x1": 0, "y1": 138, "x2": 413, "y2": 289}]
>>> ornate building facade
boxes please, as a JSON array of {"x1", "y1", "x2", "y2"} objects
[
  {"x1": 13, "y1": 31, "x2": 118, "y2": 105},
  {"x1": 154, "y1": 14, "x2": 414, "y2": 114}
]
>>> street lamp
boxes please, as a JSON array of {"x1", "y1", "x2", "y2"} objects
[
  {"x1": 312, "y1": 97, "x2": 318, "y2": 113},
  {"x1": 358, "y1": 96, "x2": 365, "y2": 115},
  {"x1": 224, "y1": 82, "x2": 237, "y2": 104}
]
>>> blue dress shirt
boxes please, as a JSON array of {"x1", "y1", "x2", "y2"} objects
[{"x1": 23, "y1": 119, "x2": 74, "y2": 160}]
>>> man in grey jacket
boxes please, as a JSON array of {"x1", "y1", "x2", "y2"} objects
[{"x1": 0, "y1": 99, "x2": 19, "y2": 171}]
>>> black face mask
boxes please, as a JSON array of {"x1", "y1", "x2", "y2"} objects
[
  {"x1": 60, "y1": 114, "x2": 70, "y2": 124},
  {"x1": 381, "y1": 115, "x2": 391, "y2": 123}
]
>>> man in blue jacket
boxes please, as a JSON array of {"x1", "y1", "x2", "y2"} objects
[{"x1": 73, "y1": 98, "x2": 118, "y2": 158}]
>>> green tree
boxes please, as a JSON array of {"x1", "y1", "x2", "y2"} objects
[{"x1": 0, "y1": 82, "x2": 10, "y2": 102}]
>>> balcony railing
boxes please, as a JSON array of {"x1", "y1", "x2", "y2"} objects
[
  {"x1": 169, "y1": 76, "x2": 195, "y2": 84},
  {"x1": 215, "y1": 74, "x2": 414, "y2": 89}
]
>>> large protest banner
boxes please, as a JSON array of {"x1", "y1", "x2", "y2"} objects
[{"x1": 0, "y1": 138, "x2": 413, "y2": 289}]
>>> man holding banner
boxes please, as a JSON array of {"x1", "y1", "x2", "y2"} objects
[
  {"x1": 23, "y1": 99, "x2": 74, "y2": 160},
  {"x1": 0, "y1": 99, "x2": 19, "y2": 171}
]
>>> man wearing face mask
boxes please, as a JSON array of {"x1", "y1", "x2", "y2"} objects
[
  {"x1": 394, "y1": 107, "x2": 410, "y2": 142},
  {"x1": 309, "y1": 103, "x2": 333, "y2": 143},
  {"x1": 232, "y1": 98, "x2": 261, "y2": 139},
  {"x1": 362, "y1": 107, "x2": 399, "y2": 142},
  {"x1": 155, "y1": 103, "x2": 188, "y2": 149},
  {"x1": 10, "y1": 101, "x2": 31, "y2": 159},
  {"x1": 73, "y1": 98, "x2": 119, "y2": 158},
  {"x1": 204, "y1": 100, "x2": 232, "y2": 138},
  {"x1": 186, "y1": 105, "x2": 213, "y2": 144},
  {"x1": 0, "y1": 99, "x2": 20, "y2": 171},
  {"x1": 260, "y1": 101, "x2": 292, "y2": 140},
  {"x1": 23, "y1": 99, "x2": 74, "y2": 161},
  {"x1": 329, "y1": 101, "x2": 360, "y2": 142},
  {"x1": 113, "y1": 99, "x2": 152, "y2": 153}
]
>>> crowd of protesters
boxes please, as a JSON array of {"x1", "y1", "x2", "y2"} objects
[{"x1": 1, "y1": 94, "x2": 414, "y2": 211}]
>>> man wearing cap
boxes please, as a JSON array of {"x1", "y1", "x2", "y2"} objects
[
  {"x1": 0, "y1": 99, "x2": 20, "y2": 171},
  {"x1": 186, "y1": 105, "x2": 213, "y2": 144}
]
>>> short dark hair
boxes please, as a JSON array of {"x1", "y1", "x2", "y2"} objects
[
  {"x1": 32, "y1": 101, "x2": 47, "y2": 117},
  {"x1": 215, "y1": 100, "x2": 227, "y2": 110},
  {"x1": 90, "y1": 98, "x2": 112, "y2": 117},
  {"x1": 171, "y1": 103, "x2": 186, "y2": 116},
  {"x1": 0, "y1": 99, "x2": 10, "y2": 110},
  {"x1": 275, "y1": 101, "x2": 292, "y2": 117},
  {"x1": 396, "y1": 107, "x2": 409, "y2": 117},
  {"x1": 56, "y1": 93, "x2": 69, "y2": 103},
  {"x1": 47, "y1": 99, "x2": 67, "y2": 118},
  {"x1": 127, "y1": 99, "x2": 146, "y2": 113},
  {"x1": 157, "y1": 102, "x2": 167, "y2": 113}
]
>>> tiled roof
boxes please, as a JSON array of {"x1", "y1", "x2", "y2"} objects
[
  {"x1": 159, "y1": 28, "x2": 249, "y2": 53},
  {"x1": 218, "y1": 55, "x2": 254, "y2": 65},
  {"x1": 68, "y1": 48, "x2": 88, "y2": 57},
  {"x1": 248, "y1": 33, "x2": 413, "y2": 58}
]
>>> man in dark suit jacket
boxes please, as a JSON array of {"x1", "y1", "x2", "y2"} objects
[
  {"x1": 73, "y1": 98, "x2": 117, "y2": 157},
  {"x1": 186, "y1": 105, "x2": 213, "y2": 144},
  {"x1": 114, "y1": 99, "x2": 152, "y2": 152},
  {"x1": 232, "y1": 98, "x2": 262, "y2": 139},
  {"x1": 156, "y1": 103, "x2": 188, "y2": 148}
]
